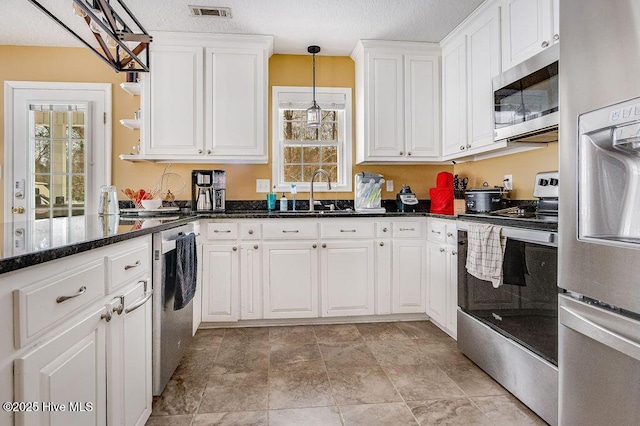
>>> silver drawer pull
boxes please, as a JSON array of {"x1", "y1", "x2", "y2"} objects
[
  {"x1": 214, "y1": 229, "x2": 231, "y2": 233},
  {"x1": 282, "y1": 230, "x2": 299, "y2": 233},
  {"x1": 56, "y1": 286, "x2": 87, "y2": 303},
  {"x1": 400, "y1": 227, "x2": 416, "y2": 231},
  {"x1": 124, "y1": 260, "x2": 141, "y2": 270},
  {"x1": 340, "y1": 229, "x2": 357, "y2": 233},
  {"x1": 124, "y1": 291, "x2": 153, "y2": 314},
  {"x1": 431, "y1": 230, "x2": 441, "y2": 234}
]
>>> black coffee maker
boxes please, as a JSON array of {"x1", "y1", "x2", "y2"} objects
[
  {"x1": 396, "y1": 185, "x2": 419, "y2": 212},
  {"x1": 192, "y1": 170, "x2": 226, "y2": 212}
]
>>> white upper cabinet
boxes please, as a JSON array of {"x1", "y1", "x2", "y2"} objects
[
  {"x1": 138, "y1": 32, "x2": 273, "y2": 163},
  {"x1": 441, "y1": 35, "x2": 467, "y2": 157},
  {"x1": 352, "y1": 41, "x2": 441, "y2": 163},
  {"x1": 500, "y1": 0, "x2": 555, "y2": 72}
]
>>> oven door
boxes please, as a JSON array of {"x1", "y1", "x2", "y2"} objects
[{"x1": 457, "y1": 223, "x2": 559, "y2": 365}]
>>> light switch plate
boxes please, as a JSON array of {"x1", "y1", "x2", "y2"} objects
[
  {"x1": 256, "y1": 179, "x2": 271, "y2": 193},
  {"x1": 386, "y1": 180, "x2": 394, "y2": 192},
  {"x1": 503, "y1": 174, "x2": 513, "y2": 190}
]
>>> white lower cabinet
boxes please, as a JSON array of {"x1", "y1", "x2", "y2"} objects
[
  {"x1": 427, "y1": 219, "x2": 458, "y2": 338},
  {"x1": 202, "y1": 244, "x2": 239, "y2": 322},
  {"x1": 392, "y1": 239, "x2": 427, "y2": 313},
  {"x1": 15, "y1": 305, "x2": 108, "y2": 426},
  {"x1": 240, "y1": 242, "x2": 262, "y2": 320},
  {"x1": 320, "y1": 240, "x2": 375, "y2": 317},
  {"x1": 376, "y1": 238, "x2": 392, "y2": 315},
  {"x1": 262, "y1": 241, "x2": 319, "y2": 319}
]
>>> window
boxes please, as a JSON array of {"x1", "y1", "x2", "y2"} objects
[{"x1": 272, "y1": 87, "x2": 352, "y2": 192}]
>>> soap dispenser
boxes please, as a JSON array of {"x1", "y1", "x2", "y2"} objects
[{"x1": 280, "y1": 192, "x2": 288, "y2": 211}]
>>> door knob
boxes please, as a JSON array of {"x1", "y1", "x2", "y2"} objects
[{"x1": 12, "y1": 206, "x2": 25, "y2": 214}]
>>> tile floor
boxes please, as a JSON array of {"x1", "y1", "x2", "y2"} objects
[{"x1": 146, "y1": 321, "x2": 546, "y2": 426}]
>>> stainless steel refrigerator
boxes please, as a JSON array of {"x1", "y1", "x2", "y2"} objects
[{"x1": 559, "y1": 0, "x2": 640, "y2": 424}]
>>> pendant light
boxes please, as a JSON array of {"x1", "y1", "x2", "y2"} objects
[{"x1": 306, "y1": 45, "x2": 321, "y2": 129}]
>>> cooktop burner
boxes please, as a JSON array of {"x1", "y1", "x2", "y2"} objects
[{"x1": 489, "y1": 206, "x2": 558, "y2": 222}]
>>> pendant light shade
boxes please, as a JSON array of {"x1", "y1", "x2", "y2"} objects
[{"x1": 306, "y1": 45, "x2": 321, "y2": 129}]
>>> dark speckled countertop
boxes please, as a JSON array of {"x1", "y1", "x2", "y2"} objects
[{"x1": 0, "y1": 207, "x2": 465, "y2": 275}]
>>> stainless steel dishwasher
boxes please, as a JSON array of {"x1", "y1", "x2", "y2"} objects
[{"x1": 152, "y1": 223, "x2": 196, "y2": 395}]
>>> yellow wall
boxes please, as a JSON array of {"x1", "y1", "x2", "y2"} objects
[
  {"x1": 453, "y1": 143, "x2": 558, "y2": 199},
  {"x1": 1, "y1": 45, "x2": 556, "y2": 210}
]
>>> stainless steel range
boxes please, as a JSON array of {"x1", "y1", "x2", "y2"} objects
[{"x1": 457, "y1": 172, "x2": 559, "y2": 425}]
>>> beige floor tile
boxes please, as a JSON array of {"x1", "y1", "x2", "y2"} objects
[
  {"x1": 199, "y1": 372, "x2": 268, "y2": 413},
  {"x1": 396, "y1": 321, "x2": 454, "y2": 342},
  {"x1": 152, "y1": 370, "x2": 208, "y2": 416},
  {"x1": 270, "y1": 343, "x2": 322, "y2": 371},
  {"x1": 192, "y1": 410, "x2": 268, "y2": 426},
  {"x1": 384, "y1": 364, "x2": 467, "y2": 401},
  {"x1": 339, "y1": 402, "x2": 418, "y2": 425},
  {"x1": 211, "y1": 341, "x2": 269, "y2": 375},
  {"x1": 221, "y1": 327, "x2": 270, "y2": 346},
  {"x1": 191, "y1": 328, "x2": 226, "y2": 350},
  {"x1": 269, "y1": 362, "x2": 334, "y2": 409},
  {"x1": 174, "y1": 346, "x2": 218, "y2": 377},
  {"x1": 328, "y1": 365, "x2": 402, "y2": 405},
  {"x1": 417, "y1": 341, "x2": 472, "y2": 369},
  {"x1": 356, "y1": 322, "x2": 410, "y2": 341},
  {"x1": 471, "y1": 395, "x2": 547, "y2": 426},
  {"x1": 269, "y1": 406, "x2": 342, "y2": 426},
  {"x1": 319, "y1": 341, "x2": 380, "y2": 371},
  {"x1": 145, "y1": 414, "x2": 193, "y2": 426},
  {"x1": 367, "y1": 339, "x2": 436, "y2": 366},
  {"x1": 408, "y1": 398, "x2": 493, "y2": 425},
  {"x1": 270, "y1": 325, "x2": 317, "y2": 345},
  {"x1": 313, "y1": 324, "x2": 364, "y2": 343},
  {"x1": 439, "y1": 363, "x2": 508, "y2": 397}
]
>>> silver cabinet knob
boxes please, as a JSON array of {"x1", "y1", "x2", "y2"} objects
[
  {"x1": 207, "y1": 150, "x2": 211, "y2": 155},
  {"x1": 440, "y1": 248, "x2": 446, "y2": 253},
  {"x1": 451, "y1": 251, "x2": 457, "y2": 255},
  {"x1": 541, "y1": 40, "x2": 550, "y2": 48},
  {"x1": 248, "y1": 229, "x2": 254, "y2": 235},
  {"x1": 553, "y1": 34, "x2": 559, "y2": 41},
  {"x1": 379, "y1": 242, "x2": 384, "y2": 247},
  {"x1": 312, "y1": 244, "x2": 317, "y2": 249},
  {"x1": 460, "y1": 146, "x2": 465, "y2": 151},
  {"x1": 399, "y1": 151, "x2": 404, "y2": 155},
  {"x1": 198, "y1": 149, "x2": 203, "y2": 154},
  {"x1": 466, "y1": 144, "x2": 471, "y2": 149},
  {"x1": 232, "y1": 246, "x2": 238, "y2": 251},
  {"x1": 253, "y1": 244, "x2": 258, "y2": 249},
  {"x1": 382, "y1": 227, "x2": 388, "y2": 233},
  {"x1": 447, "y1": 232, "x2": 453, "y2": 237},
  {"x1": 322, "y1": 243, "x2": 327, "y2": 248},
  {"x1": 407, "y1": 152, "x2": 412, "y2": 156},
  {"x1": 101, "y1": 310, "x2": 112, "y2": 322}
]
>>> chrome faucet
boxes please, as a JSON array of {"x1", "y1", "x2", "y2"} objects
[{"x1": 309, "y1": 169, "x2": 332, "y2": 211}]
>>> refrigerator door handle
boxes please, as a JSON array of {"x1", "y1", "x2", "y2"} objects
[{"x1": 560, "y1": 305, "x2": 640, "y2": 361}]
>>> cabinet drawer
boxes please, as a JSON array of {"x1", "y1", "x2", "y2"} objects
[
  {"x1": 240, "y1": 222, "x2": 262, "y2": 239},
  {"x1": 428, "y1": 219, "x2": 447, "y2": 243},
  {"x1": 206, "y1": 222, "x2": 239, "y2": 240},
  {"x1": 445, "y1": 222, "x2": 457, "y2": 245},
  {"x1": 263, "y1": 221, "x2": 318, "y2": 239},
  {"x1": 321, "y1": 221, "x2": 375, "y2": 239},
  {"x1": 393, "y1": 220, "x2": 425, "y2": 238},
  {"x1": 108, "y1": 243, "x2": 150, "y2": 292},
  {"x1": 14, "y1": 259, "x2": 105, "y2": 348}
]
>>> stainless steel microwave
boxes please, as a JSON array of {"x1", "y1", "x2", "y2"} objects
[{"x1": 493, "y1": 43, "x2": 559, "y2": 143}]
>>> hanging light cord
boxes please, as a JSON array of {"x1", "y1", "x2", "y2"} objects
[{"x1": 312, "y1": 51, "x2": 317, "y2": 105}]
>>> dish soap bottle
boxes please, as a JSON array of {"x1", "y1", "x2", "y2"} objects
[{"x1": 280, "y1": 192, "x2": 288, "y2": 211}]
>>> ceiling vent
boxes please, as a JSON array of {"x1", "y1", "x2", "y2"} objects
[{"x1": 189, "y1": 6, "x2": 232, "y2": 18}]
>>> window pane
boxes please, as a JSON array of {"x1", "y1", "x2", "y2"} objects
[
  {"x1": 284, "y1": 110, "x2": 303, "y2": 120},
  {"x1": 71, "y1": 140, "x2": 85, "y2": 173},
  {"x1": 52, "y1": 209, "x2": 69, "y2": 218},
  {"x1": 52, "y1": 140, "x2": 69, "y2": 173},
  {"x1": 284, "y1": 146, "x2": 302, "y2": 163},
  {"x1": 303, "y1": 165, "x2": 323, "y2": 182},
  {"x1": 72, "y1": 175, "x2": 85, "y2": 206},
  {"x1": 303, "y1": 127, "x2": 319, "y2": 140},
  {"x1": 52, "y1": 111, "x2": 67, "y2": 138},
  {"x1": 34, "y1": 175, "x2": 50, "y2": 207},
  {"x1": 52, "y1": 175, "x2": 69, "y2": 206},
  {"x1": 71, "y1": 125, "x2": 84, "y2": 139},
  {"x1": 284, "y1": 165, "x2": 302, "y2": 182},
  {"x1": 303, "y1": 146, "x2": 320, "y2": 163},
  {"x1": 325, "y1": 165, "x2": 338, "y2": 182},
  {"x1": 34, "y1": 140, "x2": 50, "y2": 173},
  {"x1": 319, "y1": 122, "x2": 338, "y2": 141},
  {"x1": 322, "y1": 146, "x2": 338, "y2": 163}
]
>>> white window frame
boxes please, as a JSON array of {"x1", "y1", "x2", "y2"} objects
[{"x1": 272, "y1": 86, "x2": 352, "y2": 193}]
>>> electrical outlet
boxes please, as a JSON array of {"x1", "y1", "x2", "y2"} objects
[
  {"x1": 256, "y1": 179, "x2": 270, "y2": 193},
  {"x1": 503, "y1": 174, "x2": 513, "y2": 190},
  {"x1": 386, "y1": 180, "x2": 394, "y2": 192}
]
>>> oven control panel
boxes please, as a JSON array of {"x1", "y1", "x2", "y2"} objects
[{"x1": 533, "y1": 171, "x2": 559, "y2": 199}]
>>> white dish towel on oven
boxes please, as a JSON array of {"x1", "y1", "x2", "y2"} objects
[{"x1": 465, "y1": 223, "x2": 506, "y2": 288}]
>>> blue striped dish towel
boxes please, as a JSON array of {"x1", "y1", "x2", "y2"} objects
[{"x1": 465, "y1": 223, "x2": 506, "y2": 288}]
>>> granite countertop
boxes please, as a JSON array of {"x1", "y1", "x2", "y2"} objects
[{"x1": 457, "y1": 213, "x2": 558, "y2": 231}]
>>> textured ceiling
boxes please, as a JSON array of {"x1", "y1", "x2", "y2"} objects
[{"x1": 2, "y1": 0, "x2": 484, "y2": 55}]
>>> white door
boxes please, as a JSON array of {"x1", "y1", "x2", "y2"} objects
[
  {"x1": 441, "y1": 36, "x2": 468, "y2": 156},
  {"x1": 320, "y1": 240, "x2": 374, "y2": 317},
  {"x1": 263, "y1": 241, "x2": 319, "y2": 319},
  {"x1": 240, "y1": 242, "x2": 262, "y2": 320},
  {"x1": 5, "y1": 82, "x2": 111, "y2": 255},
  {"x1": 404, "y1": 54, "x2": 440, "y2": 158},
  {"x1": 501, "y1": 0, "x2": 554, "y2": 71},
  {"x1": 15, "y1": 305, "x2": 107, "y2": 426},
  {"x1": 427, "y1": 244, "x2": 447, "y2": 325},
  {"x1": 201, "y1": 244, "x2": 239, "y2": 322},
  {"x1": 392, "y1": 239, "x2": 427, "y2": 313}
]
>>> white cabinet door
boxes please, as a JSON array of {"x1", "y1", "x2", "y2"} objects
[
  {"x1": 108, "y1": 280, "x2": 152, "y2": 426},
  {"x1": 404, "y1": 55, "x2": 440, "y2": 158},
  {"x1": 263, "y1": 241, "x2": 319, "y2": 319},
  {"x1": 320, "y1": 240, "x2": 374, "y2": 317},
  {"x1": 15, "y1": 306, "x2": 107, "y2": 426},
  {"x1": 467, "y1": 6, "x2": 501, "y2": 150},
  {"x1": 240, "y1": 242, "x2": 262, "y2": 320},
  {"x1": 501, "y1": 0, "x2": 554, "y2": 72},
  {"x1": 446, "y1": 247, "x2": 458, "y2": 338},
  {"x1": 552, "y1": 0, "x2": 559, "y2": 45},
  {"x1": 205, "y1": 48, "x2": 267, "y2": 162},
  {"x1": 441, "y1": 36, "x2": 468, "y2": 156},
  {"x1": 143, "y1": 45, "x2": 204, "y2": 156},
  {"x1": 392, "y1": 240, "x2": 427, "y2": 313},
  {"x1": 366, "y1": 52, "x2": 405, "y2": 159},
  {"x1": 201, "y1": 244, "x2": 239, "y2": 322},
  {"x1": 427, "y1": 244, "x2": 447, "y2": 325},
  {"x1": 376, "y1": 239, "x2": 392, "y2": 315}
]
